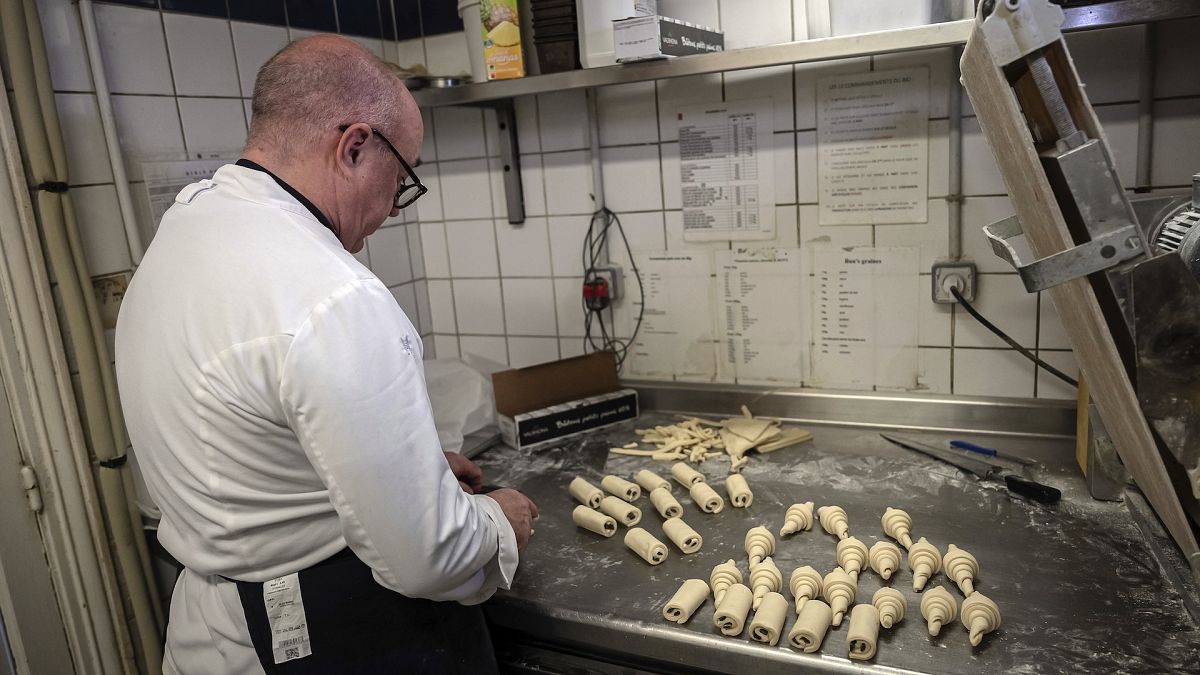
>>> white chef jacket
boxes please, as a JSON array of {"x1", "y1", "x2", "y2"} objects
[{"x1": 115, "y1": 164, "x2": 518, "y2": 674}]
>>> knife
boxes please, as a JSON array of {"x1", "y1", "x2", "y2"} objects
[{"x1": 880, "y1": 433, "x2": 1061, "y2": 504}]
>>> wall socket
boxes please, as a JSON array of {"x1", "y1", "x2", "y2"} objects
[
  {"x1": 593, "y1": 265, "x2": 624, "y2": 302},
  {"x1": 931, "y1": 261, "x2": 976, "y2": 304}
]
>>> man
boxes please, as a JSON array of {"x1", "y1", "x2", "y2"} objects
[{"x1": 115, "y1": 36, "x2": 537, "y2": 674}]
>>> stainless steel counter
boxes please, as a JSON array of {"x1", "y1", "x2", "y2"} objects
[{"x1": 475, "y1": 391, "x2": 1200, "y2": 674}]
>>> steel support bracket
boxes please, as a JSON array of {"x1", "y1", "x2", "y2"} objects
[
  {"x1": 983, "y1": 215, "x2": 1142, "y2": 292},
  {"x1": 462, "y1": 99, "x2": 525, "y2": 224}
]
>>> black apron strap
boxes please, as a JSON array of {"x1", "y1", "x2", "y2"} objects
[{"x1": 231, "y1": 549, "x2": 499, "y2": 674}]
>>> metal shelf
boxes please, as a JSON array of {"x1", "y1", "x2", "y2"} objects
[{"x1": 409, "y1": 0, "x2": 1200, "y2": 108}]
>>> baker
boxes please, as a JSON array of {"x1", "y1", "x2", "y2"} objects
[{"x1": 115, "y1": 35, "x2": 537, "y2": 674}]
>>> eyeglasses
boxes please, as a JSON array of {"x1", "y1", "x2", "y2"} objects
[{"x1": 338, "y1": 124, "x2": 427, "y2": 210}]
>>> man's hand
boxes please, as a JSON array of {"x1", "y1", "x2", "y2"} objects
[
  {"x1": 486, "y1": 488, "x2": 538, "y2": 552},
  {"x1": 444, "y1": 451, "x2": 483, "y2": 494}
]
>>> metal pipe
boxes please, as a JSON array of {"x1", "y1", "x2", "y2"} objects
[
  {"x1": 587, "y1": 87, "x2": 606, "y2": 212},
  {"x1": 1135, "y1": 23, "x2": 1155, "y2": 192},
  {"x1": 949, "y1": 47, "x2": 964, "y2": 260}
]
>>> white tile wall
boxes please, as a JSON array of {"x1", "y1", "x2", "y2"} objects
[
  {"x1": 600, "y1": 144, "x2": 664, "y2": 212},
  {"x1": 56, "y1": 93, "x2": 113, "y2": 185},
  {"x1": 1037, "y1": 351, "x2": 1079, "y2": 401},
  {"x1": 368, "y1": 225, "x2": 415, "y2": 286},
  {"x1": 917, "y1": 347, "x2": 952, "y2": 394},
  {"x1": 953, "y1": 349, "x2": 1035, "y2": 398},
  {"x1": 1066, "y1": 25, "x2": 1143, "y2": 105},
  {"x1": 542, "y1": 151, "x2": 595, "y2": 215},
  {"x1": 427, "y1": 280, "x2": 457, "y2": 333},
  {"x1": 496, "y1": 218, "x2": 552, "y2": 277},
  {"x1": 432, "y1": 334, "x2": 459, "y2": 359},
  {"x1": 110, "y1": 95, "x2": 187, "y2": 180},
  {"x1": 445, "y1": 220, "x2": 499, "y2": 277},
  {"x1": 423, "y1": 32, "x2": 471, "y2": 77},
  {"x1": 554, "y1": 277, "x2": 586, "y2": 337},
  {"x1": 723, "y1": 65, "x2": 795, "y2": 132},
  {"x1": 231, "y1": 22, "x2": 289, "y2": 98},
  {"x1": 177, "y1": 98, "x2": 247, "y2": 154},
  {"x1": 458, "y1": 335, "x2": 508, "y2": 364},
  {"x1": 164, "y1": 13, "x2": 240, "y2": 97},
  {"x1": 597, "y1": 82, "x2": 658, "y2": 147},
  {"x1": 656, "y1": 74, "x2": 723, "y2": 142},
  {"x1": 502, "y1": 278, "x2": 557, "y2": 336},
  {"x1": 548, "y1": 215, "x2": 590, "y2": 277},
  {"x1": 507, "y1": 337, "x2": 560, "y2": 368},
  {"x1": 432, "y1": 107, "x2": 487, "y2": 160},
  {"x1": 453, "y1": 279, "x2": 505, "y2": 334},
  {"x1": 954, "y1": 274, "x2": 1036, "y2": 349},
  {"x1": 439, "y1": 159, "x2": 494, "y2": 220},
  {"x1": 73, "y1": 184, "x2": 130, "y2": 276},
  {"x1": 37, "y1": 0, "x2": 93, "y2": 92},
  {"x1": 94, "y1": 3, "x2": 175, "y2": 95},
  {"x1": 420, "y1": 222, "x2": 450, "y2": 277},
  {"x1": 537, "y1": 90, "x2": 590, "y2": 153}
]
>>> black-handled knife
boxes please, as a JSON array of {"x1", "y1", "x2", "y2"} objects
[{"x1": 881, "y1": 433, "x2": 1061, "y2": 504}]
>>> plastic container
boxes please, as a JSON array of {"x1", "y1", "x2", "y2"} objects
[
  {"x1": 457, "y1": 0, "x2": 487, "y2": 81},
  {"x1": 827, "y1": 0, "x2": 949, "y2": 36},
  {"x1": 576, "y1": 0, "x2": 636, "y2": 68}
]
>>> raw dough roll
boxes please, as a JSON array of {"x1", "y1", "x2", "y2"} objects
[
  {"x1": 710, "y1": 559, "x2": 743, "y2": 606},
  {"x1": 635, "y1": 469, "x2": 671, "y2": 494},
  {"x1": 671, "y1": 462, "x2": 706, "y2": 487},
  {"x1": 780, "y1": 501, "x2": 814, "y2": 536},
  {"x1": 869, "y1": 541, "x2": 902, "y2": 580},
  {"x1": 908, "y1": 537, "x2": 942, "y2": 591},
  {"x1": 663, "y1": 578, "x2": 709, "y2": 624},
  {"x1": 788, "y1": 599, "x2": 832, "y2": 653},
  {"x1": 568, "y1": 476, "x2": 603, "y2": 508},
  {"x1": 689, "y1": 482, "x2": 725, "y2": 513},
  {"x1": 623, "y1": 527, "x2": 668, "y2": 565},
  {"x1": 649, "y1": 486, "x2": 683, "y2": 519},
  {"x1": 872, "y1": 587, "x2": 906, "y2": 629},
  {"x1": 571, "y1": 505, "x2": 617, "y2": 537},
  {"x1": 960, "y1": 592, "x2": 1001, "y2": 646},
  {"x1": 749, "y1": 557, "x2": 783, "y2": 610},
  {"x1": 821, "y1": 568, "x2": 857, "y2": 627},
  {"x1": 725, "y1": 474, "x2": 753, "y2": 508},
  {"x1": 598, "y1": 495, "x2": 641, "y2": 527},
  {"x1": 818, "y1": 505, "x2": 850, "y2": 539},
  {"x1": 943, "y1": 544, "x2": 980, "y2": 596},
  {"x1": 846, "y1": 604, "x2": 880, "y2": 661},
  {"x1": 749, "y1": 591, "x2": 788, "y2": 646},
  {"x1": 789, "y1": 565, "x2": 823, "y2": 613},
  {"x1": 601, "y1": 475, "x2": 641, "y2": 502},
  {"x1": 920, "y1": 586, "x2": 958, "y2": 637},
  {"x1": 662, "y1": 517, "x2": 703, "y2": 554},
  {"x1": 744, "y1": 525, "x2": 776, "y2": 566},
  {"x1": 712, "y1": 583, "x2": 753, "y2": 636},
  {"x1": 881, "y1": 507, "x2": 914, "y2": 549},
  {"x1": 836, "y1": 536, "x2": 869, "y2": 578}
]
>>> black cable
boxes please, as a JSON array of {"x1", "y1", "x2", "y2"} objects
[
  {"x1": 580, "y1": 207, "x2": 645, "y2": 372},
  {"x1": 951, "y1": 286, "x2": 1078, "y2": 387}
]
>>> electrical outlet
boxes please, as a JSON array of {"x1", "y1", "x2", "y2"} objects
[
  {"x1": 593, "y1": 265, "x2": 623, "y2": 302},
  {"x1": 931, "y1": 261, "x2": 976, "y2": 304}
]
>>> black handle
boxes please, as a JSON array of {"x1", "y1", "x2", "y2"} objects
[{"x1": 1004, "y1": 475, "x2": 1061, "y2": 504}]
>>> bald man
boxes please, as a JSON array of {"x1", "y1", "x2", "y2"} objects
[{"x1": 116, "y1": 36, "x2": 536, "y2": 674}]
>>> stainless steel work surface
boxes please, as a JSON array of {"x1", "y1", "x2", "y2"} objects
[{"x1": 476, "y1": 412, "x2": 1200, "y2": 674}]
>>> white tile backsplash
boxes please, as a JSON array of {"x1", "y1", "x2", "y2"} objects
[
  {"x1": 414, "y1": 280, "x2": 431, "y2": 334},
  {"x1": 542, "y1": 151, "x2": 595, "y2": 215},
  {"x1": 56, "y1": 93, "x2": 113, "y2": 185},
  {"x1": 445, "y1": 219, "x2": 499, "y2": 277},
  {"x1": 490, "y1": 155, "x2": 547, "y2": 219},
  {"x1": 496, "y1": 217, "x2": 552, "y2": 277},
  {"x1": 438, "y1": 159, "x2": 494, "y2": 220},
  {"x1": 917, "y1": 347, "x2": 952, "y2": 394},
  {"x1": 231, "y1": 22, "x2": 289, "y2": 97},
  {"x1": 554, "y1": 277, "x2": 586, "y2": 337},
  {"x1": 657, "y1": 74, "x2": 724, "y2": 143},
  {"x1": 37, "y1": 0, "x2": 93, "y2": 92},
  {"x1": 723, "y1": 65, "x2": 795, "y2": 132},
  {"x1": 420, "y1": 222, "x2": 450, "y2": 278},
  {"x1": 110, "y1": 95, "x2": 187, "y2": 180},
  {"x1": 390, "y1": 283, "x2": 420, "y2": 327},
  {"x1": 953, "y1": 348, "x2": 1035, "y2": 398},
  {"x1": 502, "y1": 278, "x2": 558, "y2": 336},
  {"x1": 514, "y1": 96, "x2": 540, "y2": 154},
  {"x1": 608, "y1": 212, "x2": 666, "y2": 272},
  {"x1": 798, "y1": 204, "x2": 872, "y2": 248},
  {"x1": 597, "y1": 81, "x2": 658, "y2": 147},
  {"x1": 537, "y1": 89, "x2": 590, "y2": 153},
  {"x1": 660, "y1": 142, "x2": 682, "y2": 210},
  {"x1": 94, "y1": 4, "x2": 174, "y2": 95},
  {"x1": 600, "y1": 144, "x2": 664, "y2": 212},
  {"x1": 427, "y1": 280, "x2": 457, "y2": 333},
  {"x1": 874, "y1": 199, "x2": 950, "y2": 270},
  {"x1": 424, "y1": 32, "x2": 471, "y2": 77},
  {"x1": 415, "y1": 164, "x2": 444, "y2": 222},
  {"x1": 1094, "y1": 103, "x2": 1139, "y2": 188},
  {"x1": 74, "y1": 184, "x2": 131, "y2": 276},
  {"x1": 960, "y1": 196, "x2": 1016, "y2": 273},
  {"x1": 796, "y1": 130, "x2": 818, "y2": 203},
  {"x1": 432, "y1": 334, "x2": 459, "y2": 359},
  {"x1": 1065, "y1": 25, "x2": 1144, "y2": 105},
  {"x1": 954, "y1": 274, "x2": 1036, "y2": 349},
  {"x1": 1038, "y1": 293, "x2": 1072, "y2": 351},
  {"x1": 1036, "y1": 351, "x2": 1079, "y2": 400},
  {"x1": 458, "y1": 335, "x2": 508, "y2": 364},
  {"x1": 177, "y1": 97, "x2": 248, "y2": 154},
  {"x1": 961, "y1": 116, "x2": 1007, "y2": 196},
  {"x1": 559, "y1": 337, "x2": 585, "y2": 359},
  {"x1": 507, "y1": 337, "x2": 560, "y2": 368},
  {"x1": 548, "y1": 215, "x2": 590, "y2": 277},
  {"x1": 794, "y1": 57, "x2": 870, "y2": 130},
  {"x1": 164, "y1": 13, "x2": 240, "y2": 97},
  {"x1": 433, "y1": 107, "x2": 487, "y2": 160},
  {"x1": 368, "y1": 225, "x2": 414, "y2": 286},
  {"x1": 872, "y1": 48, "x2": 953, "y2": 119}
]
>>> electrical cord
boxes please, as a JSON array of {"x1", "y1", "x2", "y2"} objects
[
  {"x1": 950, "y1": 286, "x2": 1078, "y2": 387},
  {"x1": 581, "y1": 207, "x2": 645, "y2": 371}
]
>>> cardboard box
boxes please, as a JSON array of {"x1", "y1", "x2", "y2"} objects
[
  {"x1": 613, "y1": 15, "x2": 724, "y2": 63},
  {"x1": 492, "y1": 352, "x2": 639, "y2": 451}
]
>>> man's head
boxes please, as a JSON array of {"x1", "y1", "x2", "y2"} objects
[{"x1": 244, "y1": 35, "x2": 423, "y2": 253}]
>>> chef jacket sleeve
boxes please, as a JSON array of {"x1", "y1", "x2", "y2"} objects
[{"x1": 279, "y1": 278, "x2": 518, "y2": 604}]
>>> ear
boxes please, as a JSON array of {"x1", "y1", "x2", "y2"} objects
[{"x1": 337, "y1": 123, "x2": 372, "y2": 168}]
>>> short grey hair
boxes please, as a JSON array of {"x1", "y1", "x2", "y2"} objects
[{"x1": 246, "y1": 35, "x2": 408, "y2": 160}]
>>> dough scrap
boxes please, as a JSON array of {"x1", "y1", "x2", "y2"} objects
[
  {"x1": 779, "y1": 502, "x2": 814, "y2": 536},
  {"x1": 846, "y1": 604, "x2": 880, "y2": 661},
  {"x1": 788, "y1": 599, "x2": 832, "y2": 653},
  {"x1": 634, "y1": 469, "x2": 671, "y2": 494},
  {"x1": 623, "y1": 527, "x2": 667, "y2": 565},
  {"x1": 601, "y1": 475, "x2": 641, "y2": 502},
  {"x1": 568, "y1": 476, "x2": 603, "y2": 508},
  {"x1": 598, "y1": 495, "x2": 641, "y2": 527},
  {"x1": 744, "y1": 525, "x2": 775, "y2": 566},
  {"x1": 689, "y1": 482, "x2": 725, "y2": 514},
  {"x1": 712, "y1": 583, "x2": 753, "y2": 636},
  {"x1": 725, "y1": 474, "x2": 753, "y2": 508},
  {"x1": 749, "y1": 591, "x2": 788, "y2": 646},
  {"x1": 662, "y1": 517, "x2": 703, "y2": 554},
  {"x1": 663, "y1": 578, "x2": 709, "y2": 624},
  {"x1": 710, "y1": 559, "x2": 743, "y2": 606},
  {"x1": 571, "y1": 505, "x2": 616, "y2": 537},
  {"x1": 649, "y1": 486, "x2": 683, "y2": 519}
]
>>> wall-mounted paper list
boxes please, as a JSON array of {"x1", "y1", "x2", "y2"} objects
[
  {"x1": 810, "y1": 246, "x2": 919, "y2": 391},
  {"x1": 817, "y1": 68, "x2": 928, "y2": 225},
  {"x1": 678, "y1": 99, "x2": 775, "y2": 242},
  {"x1": 625, "y1": 253, "x2": 717, "y2": 382},
  {"x1": 716, "y1": 248, "x2": 807, "y2": 385}
]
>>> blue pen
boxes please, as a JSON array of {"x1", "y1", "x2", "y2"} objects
[{"x1": 950, "y1": 440, "x2": 1035, "y2": 466}]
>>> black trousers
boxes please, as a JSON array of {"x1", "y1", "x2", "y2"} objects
[{"x1": 232, "y1": 549, "x2": 499, "y2": 674}]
